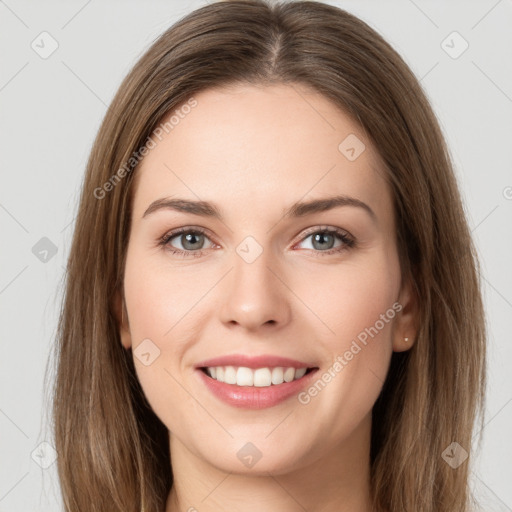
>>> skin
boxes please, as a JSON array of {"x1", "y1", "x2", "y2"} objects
[{"x1": 115, "y1": 83, "x2": 418, "y2": 512}]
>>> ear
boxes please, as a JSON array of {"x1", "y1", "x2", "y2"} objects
[
  {"x1": 392, "y1": 275, "x2": 419, "y2": 353},
  {"x1": 113, "y1": 288, "x2": 132, "y2": 350}
]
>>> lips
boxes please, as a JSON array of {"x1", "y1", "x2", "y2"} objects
[
  {"x1": 195, "y1": 353, "x2": 315, "y2": 370},
  {"x1": 194, "y1": 353, "x2": 319, "y2": 409}
]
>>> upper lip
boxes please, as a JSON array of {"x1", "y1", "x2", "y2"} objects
[{"x1": 195, "y1": 354, "x2": 317, "y2": 370}]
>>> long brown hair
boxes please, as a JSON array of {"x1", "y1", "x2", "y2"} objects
[{"x1": 50, "y1": 1, "x2": 487, "y2": 510}]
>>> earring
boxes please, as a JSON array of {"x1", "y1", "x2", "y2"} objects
[{"x1": 404, "y1": 337, "x2": 409, "y2": 342}]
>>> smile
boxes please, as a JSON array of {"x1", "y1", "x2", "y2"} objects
[
  {"x1": 200, "y1": 365, "x2": 314, "y2": 387},
  {"x1": 194, "y1": 353, "x2": 319, "y2": 408}
]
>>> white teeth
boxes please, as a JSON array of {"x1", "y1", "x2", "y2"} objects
[
  {"x1": 271, "y1": 367, "x2": 284, "y2": 385},
  {"x1": 204, "y1": 366, "x2": 309, "y2": 387},
  {"x1": 295, "y1": 367, "x2": 307, "y2": 379},
  {"x1": 283, "y1": 367, "x2": 295, "y2": 382},
  {"x1": 236, "y1": 367, "x2": 253, "y2": 386},
  {"x1": 253, "y1": 368, "x2": 272, "y2": 387},
  {"x1": 224, "y1": 366, "x2": 237, "y2": 385}
]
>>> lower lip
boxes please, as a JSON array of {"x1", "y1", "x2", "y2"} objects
[{"x1": 196, "y1": 368, "x2": 319, "y2": 409}]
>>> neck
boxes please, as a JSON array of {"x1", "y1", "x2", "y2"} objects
[{"x1": 165, "y1": 413, "x2": 374, "y2": 512}]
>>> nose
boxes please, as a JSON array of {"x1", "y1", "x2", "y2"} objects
[{"x1": 218, "y1": 243, "x2": 291, "y2": 333}]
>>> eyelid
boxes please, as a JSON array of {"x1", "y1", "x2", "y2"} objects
[
  {"x1": 291, "y1": 225, "x2": 352, "y2": 246},
  {"x1": 159, "y1": 225, "x2": 217, "y2": 248},
  {"x1": 160, "y1": 225, "x2": 210, "y2": 240}
]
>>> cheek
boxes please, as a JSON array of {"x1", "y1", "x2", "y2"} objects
[
  {"x1": 292, "y1": 253, "x2": 400, "y2": 409},
  {"x1": 122, "y1": 243, "x2": 232, "y2": 431},
  {"x1": 298, "y1": 256, "x2": 400, "y2": 350},
  {"x1": 121, "y1": 246, "x2": 197, "y2": 419},
  {"x1": 123, "y1": 243, "x2": 207, "y2": 346}
]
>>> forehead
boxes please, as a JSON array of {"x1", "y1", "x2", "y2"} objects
[{"x1": 132, "y1": 83, "x2": 392, "y2": 224}]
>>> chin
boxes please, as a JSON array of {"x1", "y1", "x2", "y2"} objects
[{"x1": 196, "y1": 437, "x2": 310, "y2": 476}]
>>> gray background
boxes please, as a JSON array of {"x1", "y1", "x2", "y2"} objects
[{"x1": 1, "y1": 0, "x2": 511, "y2": 510}]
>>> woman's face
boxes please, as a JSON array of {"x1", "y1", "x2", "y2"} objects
[{"x1": 117, "y1": 83, "x2": 416, "y2": 475}]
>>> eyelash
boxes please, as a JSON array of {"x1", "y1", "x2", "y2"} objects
[{"x1": 158, "y1": 226, "x2": 356, "y2": 259}]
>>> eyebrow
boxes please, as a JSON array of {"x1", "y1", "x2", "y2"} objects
[{"x1": 142, "y1": 194, "x2": 377, "y2": 223}]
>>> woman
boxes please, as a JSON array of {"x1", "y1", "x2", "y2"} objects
[{"x1": 52, "y1": 1, "x2": 487, "y2": 511}]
